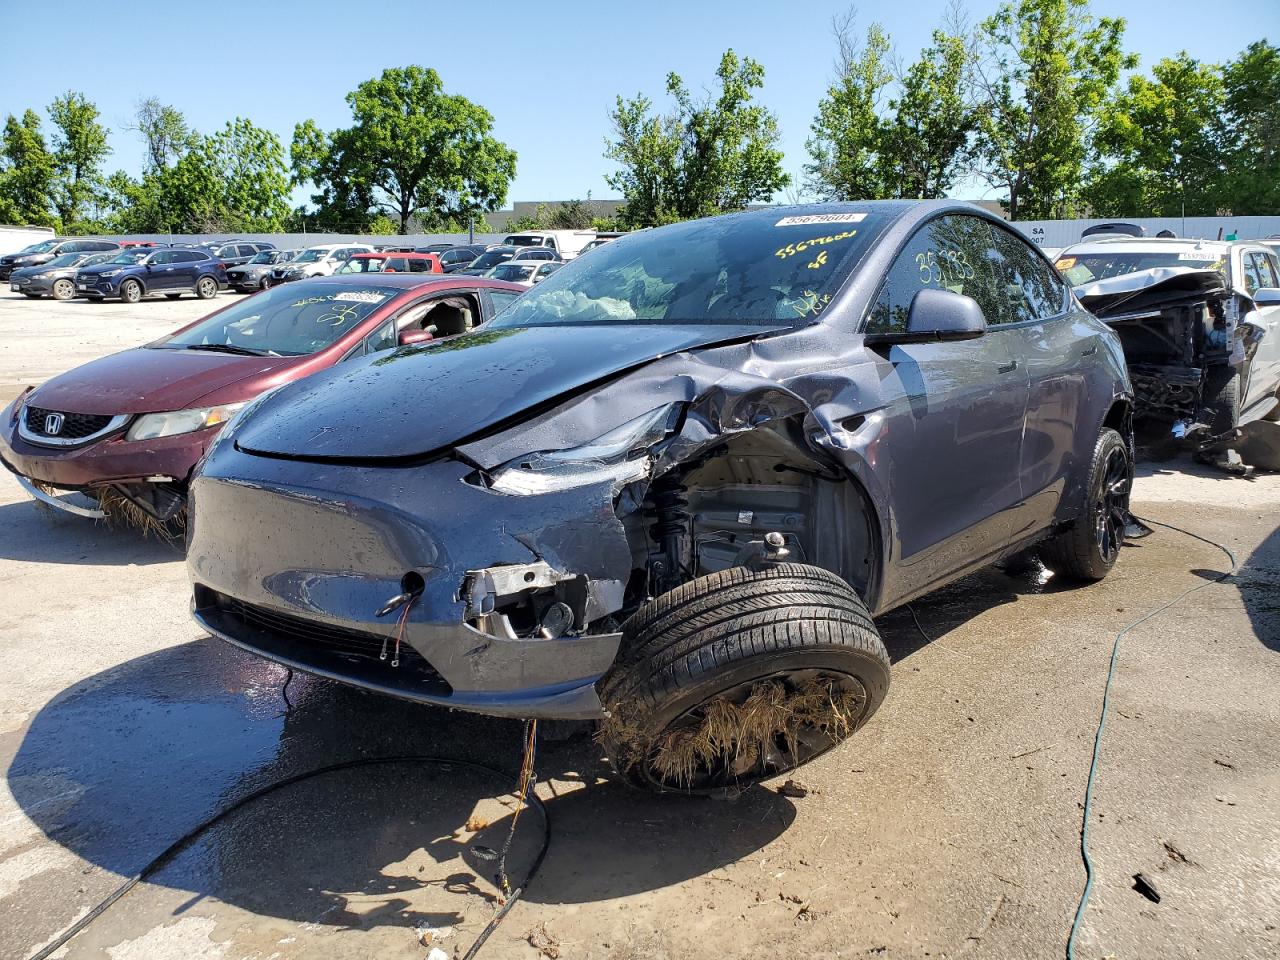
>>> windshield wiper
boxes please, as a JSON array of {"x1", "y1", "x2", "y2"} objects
[{"x1": 184, "y1": 343, "x2": 271, "y2": 357}]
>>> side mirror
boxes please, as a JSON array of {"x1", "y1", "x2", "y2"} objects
[
  {"x1": 398, "y1": 329, "x2": 434, "y2": 346},
  {"x1": 1252, "y1": 287, "x2": 1280, "y2": 306},
  {"x1": 874, "y1": 287, "x2": 987, "y2": 342}
]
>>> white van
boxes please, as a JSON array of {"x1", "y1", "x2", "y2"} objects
[
  {"x1": 502, "y1": 230, "x2": 597, "y2": 260},
  {"x1": 0, "y1": 224, "x2": 55, "y2": 258}
]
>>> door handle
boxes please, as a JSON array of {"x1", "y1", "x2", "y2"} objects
[{"x1": 997, "y1": 360, "x2": 1018, "y2": 374}]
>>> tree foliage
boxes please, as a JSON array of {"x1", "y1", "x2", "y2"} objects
[
  {"x1": 48, "y1": 91, "x2": 112, "y2": 230},
  {"x1": 806, "y1": 14, "x2": 975, "y2": 202},
  {"x1": 127, "y1": 97, "x2": 197, "y2": 172},
  {"x1": 606, "y1": 50, "x2": 789, "y2": 228},
  {"x1": 971, "y1": 0, "x2": 1134, "y2": 219},
  {"x1": 1083, "y1": 53, "x2": 1227, "y2": 217},
  {"x1": 0, "y1": 110, "x2": 57, "y2": 227},
  {"x1": 293, "y1": 66, "x2": 516, "y2": 233},
  {"x1": 1221, "y1": 40, "x2": 1280, "y2": 214}
]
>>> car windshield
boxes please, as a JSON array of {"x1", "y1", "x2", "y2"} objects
[
  {"x1": 1057, "y1": 249, "x2": 1225, "y2": 286},
  {"x1": 44, "y1": 253, "x2": 82, "y2": 268},
  {"x1": 490, "y1": 211, "x2": 884, "y2": 327},
  {"x1": 250, "y1": 251, "x2": 278, "y2": 264},
  {"x1": 336, "y1": 258, "x2": 385, "y2": 274},
  {"x1": 160, "y1": 283, "x2": 394, "y2": 356},
  {"x1": 107, "y1": 250, "x2": 150, "y2": 265},
  {"x1": 504, "y1": 235, "x2": 544, "y2": 247},
  {"x1": 490, "y1": 263, "x2": 538, "y2": 281},
  {"x1": 469, "y1": 251, "x2": 513, "y2": 271},
  {"x1": 293, "y1": 249, "x2": 328, "y2": 264},
  {"x1": 24, "y1": 240, "x2": 59, "y2": 254}
]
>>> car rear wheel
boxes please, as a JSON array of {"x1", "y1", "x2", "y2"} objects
[
  {"x1": 598, "y1": 563, "x2": 890, "y2": 794},
  {"x1": 196, "y1": 277, "x2": 218, "y2": 299},
  {"x1": 119, "y1": 279, "x2": 143, "y2": 304},
  {"x1": 51, "y1": 279, "x2": 74, "y2": 301},
  {"x1": 1039, "y1": 427, "x2": 1131, "y2": 583}
]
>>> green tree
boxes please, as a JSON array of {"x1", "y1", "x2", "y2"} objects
[
  {"x1": 126, "y1": 97, "x2": 197, "y2": 171},
  {"x1": 606, "y1": 49, "x2": 789, "y2": 227},
  {"x1": 1084, "y1": 53, "x2": 1228, "y2": 217},
  {"x1": 880, "y1": 30, "x2": 975, "y2": 198},
  {"x1": 48, "y1": 91, "x2": 111, "y2": 231},
  {"x1": 805, "y1": 21, "x2": 893, "y2": 200},
  {"x1": 110, "y1": 118, "x2": 292, "y2": 233},
  {"x1": 1222, "y1": 40, "x2": 1280, "y2": 214},
  {"x1": 294, "y1": 66, "x2": 517, "y2": 233},
  {"x1": 971, "y1": 0, "x2": 1134, "y2": 219},
  {"x1": 0, "y1": 110, "x2": 57, "y2": 226},
  {"x1": 806, "y1": 12, "x2": 975, "y2": 202},
  {"x1": 290, "y1": 118, "x2": 381, "y2": 232}
]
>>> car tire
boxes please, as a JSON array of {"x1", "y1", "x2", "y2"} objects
[
  {"x1": 598, "y1": 563, "x2": 890, "y2": 794},
  {"x1": 1039, "y1": 427, "x2": 1131, "y2": 583},
  {"x1": 1200, "y1": 365, "x2": 1240, "y2": 435},
  {"x1": 196, "y1": 276, "x2": 218, "y2": 300},
  {"x1": 51, "y1": 279, "x2": 74, "y2": 301},
  {"x1": 119, "y1": 279, "x2": 143, "y2": 304}
]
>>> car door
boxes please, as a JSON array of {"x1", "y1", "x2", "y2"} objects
[
  {"x1": 145, "y1": 250, "x2": 179, "y2": 291},
  {"x1": 983, "y1": 224, "x2": 1096, "y2": 540},
  {"x1": 1241, "y1": 250, "x2": 1280, "y2": 411},
  {"x1": 174, "y1": 251, "x2": 206, "y2": 290},
  {"x1": 859, "y1": 214, "x2": 1031, "y2": 603}
]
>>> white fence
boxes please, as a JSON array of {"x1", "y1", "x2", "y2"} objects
[{"x1": 1006, "y1": 216, "x2": 1280, "y2": 250}]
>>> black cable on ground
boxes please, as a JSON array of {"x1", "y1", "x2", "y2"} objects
[
  {"x1": 1066, "y1": 516, "x2": 1238, "y2": 960},
  {"x1": 26, "y1": 753, "x2": 550, "y2": 960}
]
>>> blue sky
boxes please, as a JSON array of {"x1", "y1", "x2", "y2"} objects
[{"x1": 1, "y1": 0, "x2": 1274, "y2": 209}]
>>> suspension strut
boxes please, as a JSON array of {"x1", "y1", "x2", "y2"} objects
[{"x1": 647, "y1": 473, "x2": 691, "y2": 597}]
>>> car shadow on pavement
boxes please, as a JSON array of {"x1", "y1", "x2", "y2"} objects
[
  {"x1": 1239, "y1": 520, "x2": 1280, "y2": 652},
  {"x1": 0, "y1": 497, "x2": 181, "y2": 566},
  {"x1": 6, "y1": 637, "x2": 793, "y2": 942}
]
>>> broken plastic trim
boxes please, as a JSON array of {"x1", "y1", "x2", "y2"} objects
[{"x1": 485, "y1": 403, "x2": 682, "y2": 495}]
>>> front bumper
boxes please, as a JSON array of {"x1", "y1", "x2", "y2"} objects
[
  {"x1": 9, "y1": 275, "x2": 54, "y2": 294},
  {"x1": 0, "y1": 414, "x2": 212, "y2": 493},
  {"x1": 75, "y1": 275, "x2": 121, "y2": 298},
  {"x1": 186, "y1": 449, "x2": 632, "y2": 719}
]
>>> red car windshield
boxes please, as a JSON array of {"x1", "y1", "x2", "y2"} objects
[{"x1": 160, "y1": 283, "x2": 395, "y2": 356}]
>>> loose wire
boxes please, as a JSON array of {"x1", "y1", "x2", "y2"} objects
[
  {"x1": 1066, "y1": 517, "x2": 1238, "y2": 959},
  {"x1": 26, "y1": 751, "x2": 550, "y2": 960}
]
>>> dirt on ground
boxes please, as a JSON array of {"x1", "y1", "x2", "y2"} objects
[{"x1": 0, "y1": 290, "x2": 1277, "y2": 960}]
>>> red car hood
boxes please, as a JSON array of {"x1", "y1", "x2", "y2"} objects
[{"x1": 28, "y1": 347, "x2": 299, "y2": 415}]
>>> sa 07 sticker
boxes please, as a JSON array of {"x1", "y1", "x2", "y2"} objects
[{"x1": 776, "y1": 213, "x2": 867, "y2": 227}]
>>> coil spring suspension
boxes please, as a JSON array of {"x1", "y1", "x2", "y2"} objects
[{"x1": 647, "y1": 475, "x2": 691, "y2": 596}]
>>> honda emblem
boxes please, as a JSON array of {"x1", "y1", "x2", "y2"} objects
[{"x1": 44, "y1": 413, "x2": 64, "y2": 435}]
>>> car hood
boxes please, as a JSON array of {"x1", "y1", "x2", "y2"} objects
[
  {"x1": 234, "y1": 323, "x2": 771, "y2": 460},
  {"x1": 77, "y1": 262, "x2": 133, "y2": 276},
  {"x1": 11, "y1": 264, "x2": 72, "y2": 278},
  {"x1": 29, "y1": 347, "x2": 298, "y2": 415}
]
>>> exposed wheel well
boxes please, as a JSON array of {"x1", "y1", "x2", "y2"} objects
[
  {"x1": 1103, "y1": 397, "x2": 1133, "y2": 441},
  {"x1": 619, "y1": 420, "x2": 882, "y2": 616}
]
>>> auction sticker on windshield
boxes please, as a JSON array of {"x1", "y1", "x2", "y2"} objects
[
  {"x1": 334, "y1": 291, "x2": 388, "y2": 303},
  {"x1": 776, "y1": 213, "x2": 868, "y2": 227}
]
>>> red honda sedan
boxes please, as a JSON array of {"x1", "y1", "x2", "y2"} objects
[{"x1": 0, "y1": 273, "x2": 526, "y2": 522}]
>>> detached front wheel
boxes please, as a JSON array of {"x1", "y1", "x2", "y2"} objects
[
  {"x1": 1040, "y1": 427, "x2": 1131, "y2": 582},
  {"x1": 599, "y1": 563, "x2": 890, "y2": 794}
]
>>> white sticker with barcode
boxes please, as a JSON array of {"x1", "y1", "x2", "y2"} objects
[
  {"x1": 776, "y1": 213, "x2": 867, "y2": 227},
  {"x1": 333, "y1": 291, "x2": 387, "y2": 303}
]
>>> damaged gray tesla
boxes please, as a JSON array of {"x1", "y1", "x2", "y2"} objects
[{"x1": 187, "y1": 201, "x2": 1134, "y2": 792}]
